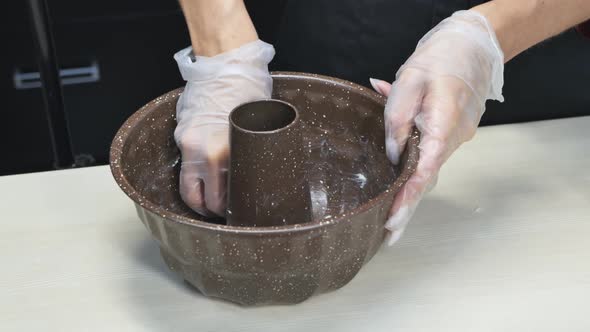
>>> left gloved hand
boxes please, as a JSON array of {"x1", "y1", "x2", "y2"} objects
[
  {"x1": 174, "y1": 40, "x2": 275, "y2": 216},
  {"x1": 369, "y1": 10, "x2": 505, "y2": 245}
]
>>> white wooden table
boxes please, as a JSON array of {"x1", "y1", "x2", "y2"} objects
[{"x1": 1, "y1": 117, "x2": 589, "y2": 332}]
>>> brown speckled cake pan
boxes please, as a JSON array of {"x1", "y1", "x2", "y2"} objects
[{"x1": 110, "y1": 72, "x2": 420, "y2": 306}]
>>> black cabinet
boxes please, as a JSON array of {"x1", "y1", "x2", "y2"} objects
[
  {"x1": 0, "y1": 1, "x2": 54, "y2": 175},
  {"x1": 1, "y1": 1, "x2": 190, "y2": 176},
  {"x1": 53, "y1": 11, "x2": 189, "y2": 166}
]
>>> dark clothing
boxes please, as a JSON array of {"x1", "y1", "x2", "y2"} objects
[
  {"x1": 577, "y1": 19, "x2": 590, "y2": 38},
  {"x1": 248, "y1": 0, "x2": 590, "y2": 126}
]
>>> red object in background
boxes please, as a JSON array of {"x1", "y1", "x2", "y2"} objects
[{"x1": 577, "y1": 20, "x2": 590, "y2": 38}]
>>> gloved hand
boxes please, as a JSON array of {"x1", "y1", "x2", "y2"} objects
[
  {"x1": 174, "y1": 40, "x2": 275, "y2": 216},
  {"x1": 369, "y1": 10, "x2": 504, "y2": 245}
]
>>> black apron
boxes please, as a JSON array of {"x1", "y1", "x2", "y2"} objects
[{"x1": 247, "y1": 0, "x2": 590, "y2": 125}]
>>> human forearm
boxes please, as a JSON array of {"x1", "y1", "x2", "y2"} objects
[
  {"x1": 473, "y1": 0, "x2": 590, "y2": 62},
  {"x1": 178, "y1": 0, "x2": 258, "y2": 56}
]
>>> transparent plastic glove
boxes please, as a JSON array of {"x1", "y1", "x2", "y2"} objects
[
  {"x1": 174, "y1": 40, "x2": 275, "y2": 216},
  {"x1": 369, "y1": 10, "x2": 504, "y2": 245}
]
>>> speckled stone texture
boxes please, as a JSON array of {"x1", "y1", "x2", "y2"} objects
[
  {"x1": 227, "y1": 99, "x2": 312, "y2": 227},
  {"x1": 110, "y1": 72, "x2": 420, "y2": 305}
]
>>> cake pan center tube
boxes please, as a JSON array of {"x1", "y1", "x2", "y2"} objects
[{"x1": 226, "y1": 99, "x2": 312, "y2": 227}]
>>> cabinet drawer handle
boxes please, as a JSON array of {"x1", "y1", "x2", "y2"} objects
[{"x1": 14, "y1": 61, "x2": 100, "y2": 90}]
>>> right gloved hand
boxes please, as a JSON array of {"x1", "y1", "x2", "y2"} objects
[
  {"x1": 369, "y1": 10, "x2": 504, "y2": 245},
  {"x1": 173, "y1": 40, "x2": 275, "y2": 216}
]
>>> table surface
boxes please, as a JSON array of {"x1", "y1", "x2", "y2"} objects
[{"x1": 1, "y1": 116, "x2": 589, "y2": 332}]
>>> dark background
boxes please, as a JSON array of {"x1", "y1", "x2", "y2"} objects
[{"x1": 1, "y1": 0, "x2": 588, "y2": 176}]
